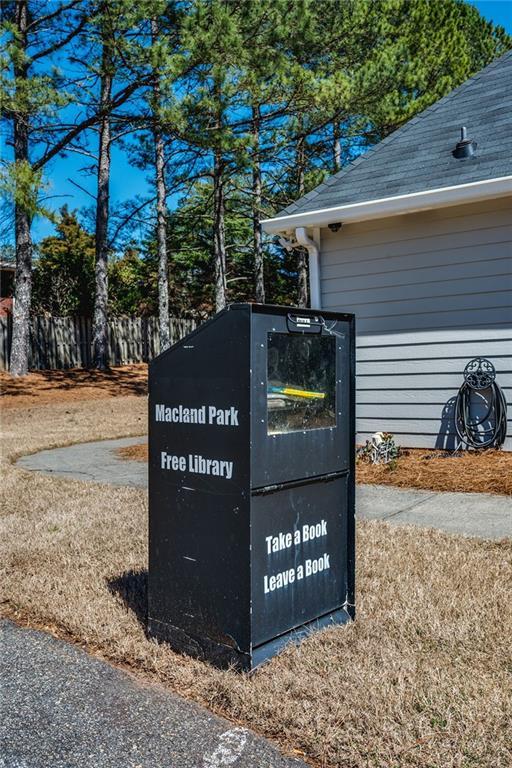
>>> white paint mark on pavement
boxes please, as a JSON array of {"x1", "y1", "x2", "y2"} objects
[{"x1": 202, "y1": 727, "x2": 248, "y2": 767}]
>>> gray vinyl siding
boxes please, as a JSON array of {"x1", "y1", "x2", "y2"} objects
[{"x1": 319, "y1": 198, "x2": 512, "y2": 450}]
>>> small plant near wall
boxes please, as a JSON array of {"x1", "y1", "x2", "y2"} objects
[{"x1": 357, "y1": 432, "x2": 400, "y2": 465}]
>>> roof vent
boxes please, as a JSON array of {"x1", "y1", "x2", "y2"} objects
[{"x1": 452, "y1": 126, "x2": 477, "y2": 159}]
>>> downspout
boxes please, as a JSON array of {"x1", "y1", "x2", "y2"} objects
[{"x1": 295, "y1": 227, "x2": 321, "y2": 309}]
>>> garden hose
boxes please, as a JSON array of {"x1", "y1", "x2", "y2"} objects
[{"x1": 454, "y1": 358, "x2": 508, "y2": 449}]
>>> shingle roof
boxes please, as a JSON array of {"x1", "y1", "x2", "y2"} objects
[{"x1": 277, "y1": 49, "x2": 512, "y2": 218}]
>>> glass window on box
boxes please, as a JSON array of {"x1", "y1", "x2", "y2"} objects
[{"x1": 267, "y1": 332, "x2": 336, "y2": 434}]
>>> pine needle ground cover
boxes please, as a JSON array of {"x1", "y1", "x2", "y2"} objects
[
  {"x1": 0, "y1": 365, "x2": 147, "y2": 408},
  {"x1": 356, "y1": 448, "x2": 512, "y2": 496},
  {"x1": 1, "y1": 383, "x2": 511, "y2": 767}
]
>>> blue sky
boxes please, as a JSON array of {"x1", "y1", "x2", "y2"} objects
[
  {"x1": 20, "y1": 1, "x2": 512, "y2": 242},
  {"x1": 468, "y1": 0, "x2": 512, "y2": 29}
]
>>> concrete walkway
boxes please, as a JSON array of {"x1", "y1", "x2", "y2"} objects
[
  {"x1": 17, "y1": 437, "x2": 511, "y2": 539},
  {"x1": 357, "y1": 484, "x2": 511, "y2": 539},
  {"x1": 0, "y1": 620, "x2": 305, "y2": 768},
  {"x1": 17, "y1": 436, "x2": 148, "y2": 488}
]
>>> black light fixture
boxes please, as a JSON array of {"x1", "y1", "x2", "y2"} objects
[
  {"x1": 328, "y1": 222, "x2": 342, "y2": 232},
  {"x1": 452, "y1": 126, "x2": 477, "y2": 159}
]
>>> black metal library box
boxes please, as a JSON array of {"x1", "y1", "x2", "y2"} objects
[{"x1": 148, "y1": 303, "x2": 355, "y2": 670}]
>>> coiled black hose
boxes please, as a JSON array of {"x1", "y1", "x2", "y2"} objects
[{"x1": 454, "y1": 358, "x2": 508, "y2": 449}]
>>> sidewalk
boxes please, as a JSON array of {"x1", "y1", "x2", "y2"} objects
[
  {"x1": 357, "y1": 483, "x2": 511, "y2": 539},
  {"x1": 17, "y1": 437, "x2": 512, "y2": 539},
  {"x1": 0, "y1": 620, "x2": 305, "y2": 768}
]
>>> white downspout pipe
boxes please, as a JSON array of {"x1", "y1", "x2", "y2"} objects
[{"x1": 295, "y1": 226, "x2": 321, "y2": 309}]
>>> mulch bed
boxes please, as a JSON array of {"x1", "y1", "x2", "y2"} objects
[
  {"x1": 357, "y1": 447, "x2": 512, "y2": 496},
  {"x1": 117, "y1": 443, "x2": 148, "y2": 461}
]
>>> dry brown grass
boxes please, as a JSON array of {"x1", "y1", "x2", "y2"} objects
[
  {"x1": 120, "y1": 441, "x2": 512, "y2": 496},
  {"x1": 2, "y1": 393, "x2": 512, "y2": 767},
  {"x1": 357, "y1": 448, "x2": 512, "y2": 496}
]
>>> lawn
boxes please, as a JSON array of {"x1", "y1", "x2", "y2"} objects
[{"x1": 1, "y1": 368, "x2": 511, "y2": 767}]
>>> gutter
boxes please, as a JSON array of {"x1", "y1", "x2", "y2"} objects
[
  {"x1": 295, "y1": 227, "x2": 321, "y2": 309},
  {"x1": 261, "y1": 175, "x2": 512, "y2": 234}
]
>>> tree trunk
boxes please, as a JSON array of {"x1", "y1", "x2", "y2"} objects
[
  {"x1": 252, "y1": 105, "x2": 265, "y2": 304},
  {"x1": 11, "y1": 207, "x2": 32, "y2": 376},
  {"x1": 296, "y1": 133, "x2": 308, "y2": 309},
  {"x1": 297, "y1": 251, "x2": 308, "y2": 309},
  {"x1": 92, "y1": 37, "x2": 113, "y2": 370},
  {"x1": 212, "y1": 73, "x2": 227, "y2": 314},
  {"x1": 151, "y1": 18, "x2": 170, "y2": 351},
  {"x1": 10, "y1": 0, "x2": 32, "y2": 377},
  {"x1": 213, "y1": 147, "x2": 227, "y2": 312},
  {"x1": 333, "y1": 122, "x2": 342, "y2": 172}
]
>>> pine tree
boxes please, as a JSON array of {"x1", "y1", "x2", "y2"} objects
[
  {"x1": 87, "y1": 1, "x2": 172, "y2": 367},
  {"x1": 114, "y1": 2, "x2": 193, "y2": 349},
  {"x1": 238, "y1": 0, "x2": 314, "y2": 305},
  {"x1": 91, "y1": 3, "x2": 115, "y2": 369},
  {"x1": 1, "y1": 0, "x2": 154, "y2": 374},
  {"x1": 179, "y1": 0, "x2": 255, "y2": 312},
  {"x1": 3, "y1": 0, "x2": 509, "y2": 340},
  {"x1": 1, "y1": 0, "x2": 89, "y2": 375},
  {"x1": 150, "y1": 14, "x2": 171, "y2": 350}
]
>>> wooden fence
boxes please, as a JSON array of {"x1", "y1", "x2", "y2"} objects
[{"x1": 0, "y1": 315, "x2": 197, "y2": 371}]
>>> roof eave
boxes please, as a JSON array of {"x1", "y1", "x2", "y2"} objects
[{"x1": 261, "y1": 176, "x2": 512, "y2": 235}]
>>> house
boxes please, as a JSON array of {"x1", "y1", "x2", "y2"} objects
[{"x1": 262, "y1": 50, "x2": 512, "y2": 451}]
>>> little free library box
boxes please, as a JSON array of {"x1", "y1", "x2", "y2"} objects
[{"x1": 148, "y1": 303, "x2": 355, "y2": 670}]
